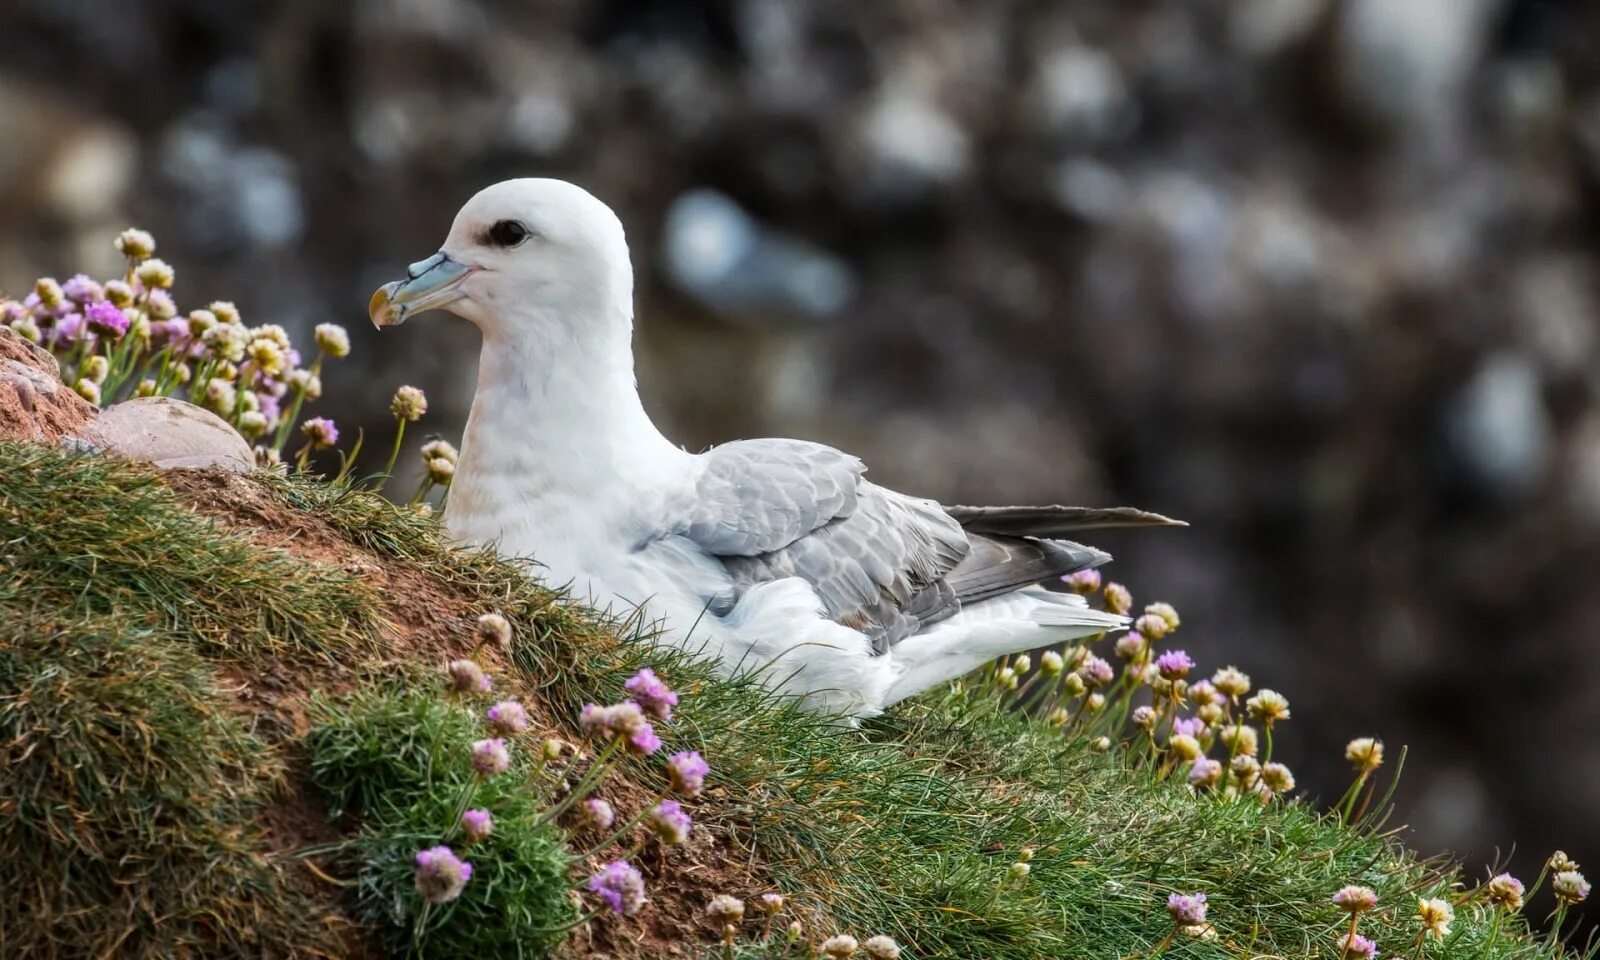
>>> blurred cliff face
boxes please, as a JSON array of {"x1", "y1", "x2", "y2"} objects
[{"x1": 3, "y1": 0, "x2": 1599, "y2": 898}]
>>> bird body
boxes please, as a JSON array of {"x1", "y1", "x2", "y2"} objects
[{"x1": 371, "y1": 178, "x2": 1178, "y2": 716}]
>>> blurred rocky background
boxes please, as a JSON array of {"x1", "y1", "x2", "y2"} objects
[{"x1": 3, "y1": 0, "x2": 1599, "y2": 918}]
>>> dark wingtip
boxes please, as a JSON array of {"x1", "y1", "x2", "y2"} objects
[{"x1": 945, "y1": 504, "x2": 1191, "y2": 535}]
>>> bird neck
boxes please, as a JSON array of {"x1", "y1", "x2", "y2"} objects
[{"x1": 453, "y1": 305, "x2": 688, "y2": 518}]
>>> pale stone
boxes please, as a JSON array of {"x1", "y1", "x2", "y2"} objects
[{"x1": 79, "y1": 396, "x2": 253, "y2": 472}]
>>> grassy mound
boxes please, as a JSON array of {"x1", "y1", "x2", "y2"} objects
[{"x1": 0, "y1": 440, "x2": 1574, "y2": 959}]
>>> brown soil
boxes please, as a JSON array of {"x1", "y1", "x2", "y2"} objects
[
  {"x1": 0, "y1": 326, "x2": 95, "y2": 442},
  {"x1": 157, "y1": 466, "x2": 785, "y2": 960}
]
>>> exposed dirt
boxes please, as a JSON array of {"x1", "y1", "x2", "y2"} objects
[
  {"x1": 157, "y1": 466, "x2": 786, "y2": 960},
  {"x1": 0, "y1": 326, "x2": 94, "y2": 443}
]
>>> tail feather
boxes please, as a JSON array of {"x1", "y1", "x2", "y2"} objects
[
  {"x1": 946, "y1": 504, "x2": 1186, "y2": 537},
  {"x1": 881, "y1": 591, "x2": 1126, "y2": 708},
  {"x1": 1025, "y1": 592, "x2": 1129, "y2": 631}
]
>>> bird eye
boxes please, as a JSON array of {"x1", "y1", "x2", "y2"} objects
[{"x1": 487, "y1": 219, "x2": 530, "y2": 247}]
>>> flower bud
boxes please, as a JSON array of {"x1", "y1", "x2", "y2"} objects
[
  {"x1": 314, "y1": 322, "x2": 351, "y2": 358},
  {"x1": 135, "y1": 258, "x2": 175, "y2": 290},
  {"x1": 391, "y1": 385, "x2": 428, "y2": 422},
  {"x1": 115, "y1": 228, "x2": 156, "y2": 260}
]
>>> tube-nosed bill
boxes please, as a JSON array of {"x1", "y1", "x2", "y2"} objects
[{"x1": 369, "y1": 252, "x2": 473, "y2": 329}]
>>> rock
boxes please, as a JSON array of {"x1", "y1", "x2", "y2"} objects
[
  {"x1": 78, "y1": 396, "x2": 254, "y2": 472},
  {"x1": 0, "y1": 326, "x2": 96, "y2": 443}
]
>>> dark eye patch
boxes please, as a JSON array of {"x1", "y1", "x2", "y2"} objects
[{"x1": 486, "y1": 219, "x2": 531, "y2": 247}]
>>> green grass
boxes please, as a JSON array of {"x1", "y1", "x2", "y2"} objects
[
  {"x1": 0, "y1": 607, "x2": 343, "y2": 957},
  {"x1": 0, "y1": 440, "x2": 1582, "y2": 959}
]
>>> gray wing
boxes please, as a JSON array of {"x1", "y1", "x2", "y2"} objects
[
  {"x1": 670, "y1": 440, "x2": 1112, "y2": 653},
  {"x1": 679, "y1": 439, "x2": 865, "y2": 556}
]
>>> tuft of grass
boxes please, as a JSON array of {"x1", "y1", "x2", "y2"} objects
[
  {"x1": 0, "y1": 608, "x2": 342, "y2": 958},
  {"x1": 307, "y1": 686, "x2": 574, "y2": 958},
  {"x1": 0, "y1": 443, "x2": 380, "y2": 664}
]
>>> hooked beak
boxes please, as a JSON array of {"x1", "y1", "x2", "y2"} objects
[{"x1": 369, "y1": 252, "x2": 474, "y2": 329}]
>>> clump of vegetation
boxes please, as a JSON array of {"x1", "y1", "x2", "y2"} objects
[
  {"x1": 3, "y1": 226, "x2": 452, "y2": 500},
  {"x1": 308, "y1": 687, "x2": 573, "y2": 958}
]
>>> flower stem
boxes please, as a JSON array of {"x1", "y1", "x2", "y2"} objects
[
  {"x1": 382, "y1": 418, "x2": 407, "y2": 485},
  {"x1": 578, "y1": 789, "x2": 667, "y2": 857},
  {"x1": 273, "y1": 353, "x2": 323, "y2": 453},
  {"x1": 539, "y1": 739, "x2": 622, "y2": 826}
]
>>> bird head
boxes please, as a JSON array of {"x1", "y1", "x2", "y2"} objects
[{"x1": 369, "y1": 178, "x2": 633, "y2": 339}]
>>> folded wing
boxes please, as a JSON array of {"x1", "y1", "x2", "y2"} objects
[{"x1": 665, "y1": 439, "x2": 1136, "y2": 653}]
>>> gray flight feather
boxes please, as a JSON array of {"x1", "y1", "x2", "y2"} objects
[{"x1": 662, "y1": 438, "x2": 1140, "y2": 654}]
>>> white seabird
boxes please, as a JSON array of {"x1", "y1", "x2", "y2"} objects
[{"x1": 370, "y1": 178, "x2": 1180, "y2": 716}]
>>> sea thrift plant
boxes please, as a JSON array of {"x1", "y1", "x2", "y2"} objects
[
  {"x1": 1333, "y1": 886, "x2": 1378, "y2": 959},
  {"x1": 383, "y1": 385, "x2": 428, "y2": 478},
  {"x1": 0, "y1": 228, "x2": 477, "y2": 499},
  {"x1": 1145, "y1": 602, "x2": 1180, "y2": 632},
  {"x1": 1062, "y1": 568, "x2": 1101, "y2": 594},
  {"x1": 1553, "y1": 870, "x2": 1590, "y2": 905},
  {"x1": 1337, "y1": 932, "x2": 1378, "y2": 959},
  {"x1": 1486, "y1": 873, "x2": 1525, "y2": 911},
  {"x1": 1416, "y1": 897, "x2": 1453, "y2": 941},
  {"x1": 1155, "y1": 649, "x2": 1193, "y2": 681},
  {"x1": 1167, "y1": 892, "x2": 1208, "y2": 926}
]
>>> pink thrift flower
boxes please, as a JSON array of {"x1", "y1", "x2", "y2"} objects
[
  {"x1": 648, "y1": 799, "x2": 692, "y2": 844},
  {"x1": 1061, "y1": 568, "x2": 1102, "y2": 594},
  {"x1": 461, "y1": 808, "x2": 494, "y2": 843},
  {"x1": 667, "y1": 750, "x2": 709, "y2": 797},
  {"x1": 486, "y1": 699, "x2": 529, "y2": 736},
  {"x1": 628, "y1": 722, "x2": 662, "y2": 756},
  {"x1": 1166, "y1": 892, "x2": 1207, "y2": 926},
  {"x1": 1332, "y1": 886, "x2": 1378, "y2": 914},
  {"x1": 471, "y1": 738, "x2": 511, "y2": 777},
  {"x1": 85, "y1": 301, "x2": 129, "y2": 338},
  {"x1": 414, "y1": 845, "x2": 473, "y2": 904},
  {"x1": 623, "y1": 667, "x2": 679, "y2": 721},
  {"x1": 448, "y1": 659, "x2": 490, "y2": 694},
  {"x1": 582, "y1": 797, "x2": 616, "y2": 831},
  {"x1": 587, "y1": 860, "x2": 646, "y2": 915},
  {"x1": 1156, "y1": 649, "x2": 1194, "y2": 680},
  {"x1": 1078, "y1": 655, "x2": 1114, "y2": 688},
  {"x1": 301, "y1": 416, "x2": 339, "y2": 449}
]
